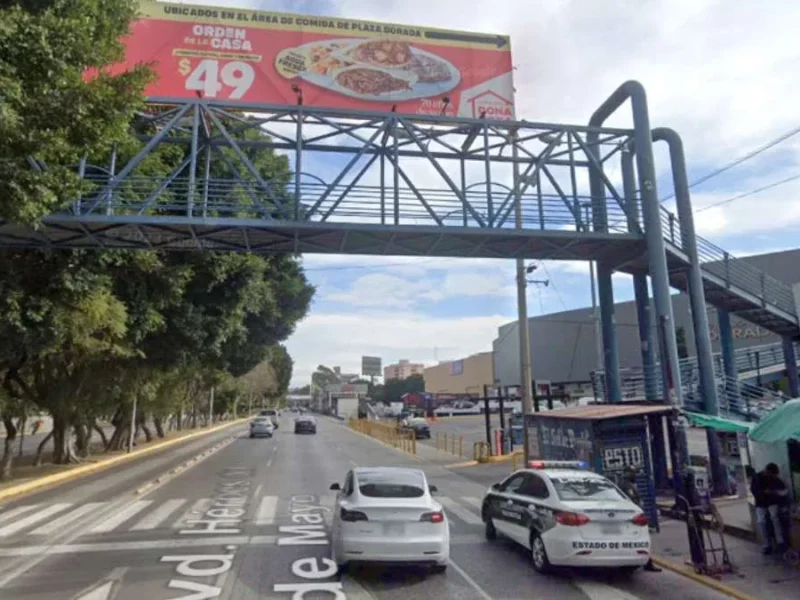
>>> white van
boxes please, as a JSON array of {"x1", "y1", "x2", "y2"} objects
[{"x1": 260, "y1": 409, "x2": 279, "y2": 428}]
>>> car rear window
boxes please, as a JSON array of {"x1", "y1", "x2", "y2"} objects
[
  {"x1": 254, "y1": 418, "x2": 271, "y2": 424},
  {"x1": 550, "y1": 477, "x2": 628, "y2": 502},
  {"x1": 357, "y1": 470, "x2": 425, "y2": 498}
]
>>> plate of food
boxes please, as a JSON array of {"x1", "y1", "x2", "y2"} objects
[{"x1": 275, "y1": 37, "x2": 461, "y2": 102}]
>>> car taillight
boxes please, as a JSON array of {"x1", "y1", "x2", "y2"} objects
[
  {"x1": 340, "y1": 508, "x2": 368, "y2": 522},
  {"x1": 420, "y1": 511, "x2": 444, "y2": 523},
  {"x1": 555, "y1": 511, "x2": 590, "y2": 526},
  {"x1": 632, "y1": 513, "x2": 649, "y2": 527}
]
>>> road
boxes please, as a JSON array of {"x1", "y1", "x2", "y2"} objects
[
  {"x1": 0, "y1": 414, "x2": 735, "y2": 600},
  {"x1": 423, "y1": 415, "x2": 712, "y2": 461}
]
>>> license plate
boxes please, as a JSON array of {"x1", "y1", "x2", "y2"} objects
[
  {"x1": 601, "y1": 523, "x2": 622, "y2": 534},
  {"x1": 383, "y1": 523, "x2": 404, "y2": 536}
]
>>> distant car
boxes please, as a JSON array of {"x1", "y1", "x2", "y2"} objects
[
  {"x1": 406, "y1": 418, "x2": 431, "y2": 439},
  {"x1": 294, "y1": 416, "x2": 317, "y2": 434},
  {"x1": 249, "y1": 417, "x2": 275, "y2": 439},
  {"x1": 260, "y1": 409, "x2": 279, "y2": 428},
  {"x1": 481, "y1": 461, "x2": 651, "y2": 574},
  {"x1": 330, "y1": 467, "x2": 448, "y2": 573}
]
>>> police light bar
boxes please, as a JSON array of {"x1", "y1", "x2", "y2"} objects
[{"x1": 528, "y1": 460, "x2": 589, "y2": 470}]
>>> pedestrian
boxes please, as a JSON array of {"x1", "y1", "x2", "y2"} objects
[
  {"x1": 751, "y1": 462, "x2": 789, "y2": 554},
  {"x1": 620, "y1": 466, "x2": 662, "y2": 572}
]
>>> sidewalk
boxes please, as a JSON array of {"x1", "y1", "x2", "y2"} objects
[
  {"x1": 658, "y1": 494, "x2": 758, "y2": 542},
  {"x1": 653, "y1": 516, "x2": 800, "y2": 600}
]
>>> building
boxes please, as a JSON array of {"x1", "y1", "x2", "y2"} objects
[
  {"x1": 424, "y1": 351, "x2": 495, "y2": 396},
  {"x1": 493, "y1": 248, "x2": 800, "y2": 387},
  {"x1": 383, "y1": 359, "x2": 425, "y2": 381}
]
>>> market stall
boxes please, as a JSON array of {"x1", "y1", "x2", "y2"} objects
[{"x1": 747, "y1": 399, "x2": 800, "y2": 550}]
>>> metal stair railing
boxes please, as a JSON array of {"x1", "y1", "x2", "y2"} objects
[{"x1": 660, "y1": 207, "x2": 796, "y2": 318}]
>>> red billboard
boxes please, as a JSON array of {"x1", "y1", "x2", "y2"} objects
[{"x1": 103, "y1": 1, "x2": 515, "y2": 119}]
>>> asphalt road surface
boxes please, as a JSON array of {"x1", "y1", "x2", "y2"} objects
[{"x1": 0, "y1": 415, "x2": 734, "y2": 600}]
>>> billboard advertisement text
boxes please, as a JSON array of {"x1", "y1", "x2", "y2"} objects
[{"x1": 104, "y1": 1, "x2": 515, "y2": 118}]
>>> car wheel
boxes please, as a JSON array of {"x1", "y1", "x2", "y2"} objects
[
  {"x1": 530, "y1": 533, "x2": 551, "y2": 574},
  {"x1": 431, "y1": 564, "x2": 447, "y2": 574},
  {"x1": 484, "y1": 517, "x2": 497, "y2": 540}
]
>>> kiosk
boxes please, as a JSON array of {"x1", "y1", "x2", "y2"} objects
[{"x1": 526, "y1": 404, "x2": 678, "y2": 529}]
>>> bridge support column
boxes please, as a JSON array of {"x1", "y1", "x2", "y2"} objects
[
  {"x1": 622, "y1": 150, "x2": 658, "y2": 401},
  {"x1": 717, "y1": 310, "x2": 739, "y2": 406},
  {"x1": 652, "y1": 128, "x2": 726, "y2": 496},
  {"x1": 782, "y1": 336, "x2": 799, "y2": 398},
  {"x1": 598, "y1": 261, "x2": 622, "y2": 403}
]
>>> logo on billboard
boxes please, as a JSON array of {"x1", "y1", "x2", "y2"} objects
[{"x1": 468, "y1": 90, "x2": 514, "y2": 119}]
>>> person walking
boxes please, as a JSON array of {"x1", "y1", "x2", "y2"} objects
[
  {"x1": 751, "y1": 463, "x2": 789, "y2": 554},
  {"x1": 620, "y1": 466, "x2": 662, "y2": 572}
]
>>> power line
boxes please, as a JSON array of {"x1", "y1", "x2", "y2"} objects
[
  {"x1": 538, "y1": 261, "x2": 569, "y2": 312},
  {"x1": 695, "y1": 172, "x2": 800, "y2": 213},
  {"x1": 661, "y1": 122, "x2": 800, "y2": 203}
]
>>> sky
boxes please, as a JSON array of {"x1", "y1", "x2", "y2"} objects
[{"x1": 173, "y1": 0, "x2": 800, "y2": 386}]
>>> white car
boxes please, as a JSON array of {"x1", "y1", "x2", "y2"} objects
[
  {"x1": 249, "y1": 417, "x2": 275, "y2": 438},
  {"x1": 330, "y1": 467, "x2": 449, "y2": 573},
  {"x1": 480, "y1": 461, "x2": 651, "y2": 574}
]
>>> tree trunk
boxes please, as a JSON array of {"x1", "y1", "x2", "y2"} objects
[
  {"x1": 153, "y1": 417, "x2": 165, "y2": 439},
  {"x1": 1, "y1": 417, "x2": 18, "y2": 480},
  {"x1": 33, "y1": 431, "x2": 53, "y2": 466},
  {"x1": 74, "y1": 423, "x2": 90, "y2": 459},
  {"x1": 93, "y1": 422, "x2": 110, "y2": 450},
  {"x1": 51, "y1": 414, "x2": 80, "y2": 465},
  {"x1": 17, "y1": 414, "x2": 27, "y2": 458},
  {"x1": 176, "y1": 406, "x2": 183, "y2": 431},
  {"x1": 138, "y1": 416, "x2": 153, "y2": 443}
]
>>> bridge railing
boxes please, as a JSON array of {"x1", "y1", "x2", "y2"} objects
[{"x1": 659, "y1": 207, "x2": 796, "y2": 317}]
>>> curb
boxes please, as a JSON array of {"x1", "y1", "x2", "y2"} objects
[
  {"x1": 0, "y1": 418, "x2": 249, "y2": 502},
  {"x1": 445, "y1": 460, "x2": 480, "y2": 469},
  {"x1": 651, "y1": 555, "x2": 759, "y2": 600}
]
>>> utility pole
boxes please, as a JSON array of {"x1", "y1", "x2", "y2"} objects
[
  {"x1": 512, "y1": 130, "x2": 535, "y2": 467},
  {"x1": 585, "y1": 205, "x2": 603, "y2": 374}
]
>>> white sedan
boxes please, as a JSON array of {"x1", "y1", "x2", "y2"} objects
[
  {"x1": 481, "y1": 461, "x2": 651, "y2": 574},
  {"x1": 330, "y1": 467, "x2": 449, "y2": 573}
]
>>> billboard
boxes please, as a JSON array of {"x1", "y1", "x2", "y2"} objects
[
  {"x1": 361, "y1": 356, "x2": 382, "y2": 377},
  {"x1": 106, "y1": 1, "x2": 515, "y2": 118}
]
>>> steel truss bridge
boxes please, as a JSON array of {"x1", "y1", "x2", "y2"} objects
[{"x1": 0, "y1": 80, "x2": 797, "y2": 412}]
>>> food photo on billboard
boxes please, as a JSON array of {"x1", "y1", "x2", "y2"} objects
[{"x1": 91, "y1": 0, "x2": 515, "y2": 119}]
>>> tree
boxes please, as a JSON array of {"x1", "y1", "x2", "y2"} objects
[
  {"x1": 269, "y1": 345, "x2": 293, "y2": 398},
  {"x1": 0, "y1": 0, "x2": 153, "y2": 224},
  {"x1": 312, "y1": 365, "x2": 341, "y2": 390}
]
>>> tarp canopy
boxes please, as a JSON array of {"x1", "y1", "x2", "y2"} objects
[
  {"x1": 684, "y1": 411, "x2": 754, "y2": 433},
  {"x1": 749, "y1": 399, "x2": 800, "y2": 443}
]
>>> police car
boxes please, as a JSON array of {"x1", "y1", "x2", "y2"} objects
[{"x1": 480, "y1": 461, "x2": 651, "y2": 574}]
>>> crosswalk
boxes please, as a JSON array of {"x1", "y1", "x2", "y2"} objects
[{"x1": 0, "y1": 494, "x2": 488, "y2": 539}]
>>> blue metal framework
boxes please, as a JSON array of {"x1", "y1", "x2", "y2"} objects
[{"x1": 0, "y1": 82, "x2": 797, "y2": 414}]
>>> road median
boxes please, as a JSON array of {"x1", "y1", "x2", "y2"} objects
[{"x1": 0, "y1": 418, "x2": 249, "y2": 502}]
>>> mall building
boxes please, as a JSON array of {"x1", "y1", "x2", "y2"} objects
[{"x1": 492, "y1": 248, "x2": 800, "y2": 388}]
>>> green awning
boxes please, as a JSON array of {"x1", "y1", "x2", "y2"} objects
[
  {"x1": 684, "y1": 411, "x2": 754, "y2": 433},
  {"x1": 749, "y1": 399, "x2": 800, "y2": 443}
]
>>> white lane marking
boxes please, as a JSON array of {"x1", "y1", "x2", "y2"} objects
[
  {"x1": 0, "y1": 535, "x2": 276, "y2": 557},
  {"x1": 255, "y1": 496, "x2": 278, "y2": 525},
  {"x1": 341, "y1": 574, "x2": 378, "y2": 600},
  {"x1": 172, "y1": 498, "x2": 211, "y2": 529},
  {"x1": 70, "y1": 567, "x2": 127, "y2": 600},
  {"x1": 0, "y1": 504, "x2": 41, "y2": 525},
  {"x1": 31, "y1": 503, "x2": 106, "y2": 536},
  {"x1": 463, "y1": 497, "x2": 483, "y2": 510},
  {"x1": 573, "y1": 581, "x2": 642, "y2": 600},
  {"x1": 130, "y1": 499, "x2": 186, "y2": 531},
  {"x1": 448, "y1": 559, "x2": 494, "y2": 600},
  {"x1": 0, "y1": 503, "x2": 72, "y2": 537},
  {"x1": 91, "y1": 501, "x2": 153, "y2": 533},
  {"x1": 253, "y1": 484, "x2": 263, "y2": 498},
  {"x1": 266, "y1": 458, "x2": 273, "y2": 467},
  {"x1": 438, "y1": 496, "x2": 483, "y2": 526},
  {"x1": 321, "y1": 494, "x2": 337, "y2": 526}
]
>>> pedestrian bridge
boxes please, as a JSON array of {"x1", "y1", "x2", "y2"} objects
[{"x1": 0, "y1": 98, "x2": 796, "y2": 341}]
